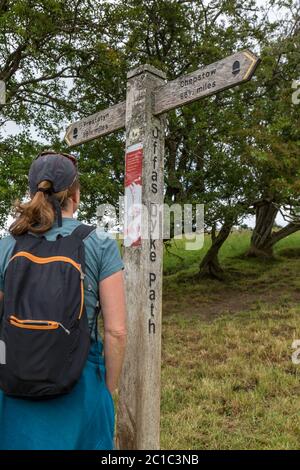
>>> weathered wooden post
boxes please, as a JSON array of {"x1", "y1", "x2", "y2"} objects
[
  {"x1": 64, "y1": 49, "x2": 260, "y2": 450},
  {"x1": 116, "y1": 65, "x2": 166, "y2": 450}
]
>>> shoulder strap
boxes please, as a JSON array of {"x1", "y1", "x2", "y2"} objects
[
  {"x1": 71, "y1": 224, "x2": 96, "y2": 241},
  {"x1": 71, "y1": 223, "x2": 100, "y2": 343}
]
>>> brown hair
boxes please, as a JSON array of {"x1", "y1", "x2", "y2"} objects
[{"x1": 9, "y1": 177, "x2": 80, "y2": 236}]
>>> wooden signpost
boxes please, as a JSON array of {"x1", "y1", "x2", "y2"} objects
[{"x1": 64, "y1": 49, "x2": 260, "y2": 450}]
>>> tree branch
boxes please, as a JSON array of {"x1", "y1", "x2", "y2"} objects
[{"x1": 270, "y1": 223, "x2": 300, "y2": 247}]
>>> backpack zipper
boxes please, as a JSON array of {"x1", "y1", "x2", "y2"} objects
[
  {"x1": 57, "y1": 323, "x2": 71, "y2": 335},
  {"x1": 9, "y1": 316, "x2": 71, "y2": 335}
]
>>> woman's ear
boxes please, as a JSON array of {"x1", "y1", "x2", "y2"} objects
[{"x1": 71, "y1": 188, "x2": 80, "y2": 212}]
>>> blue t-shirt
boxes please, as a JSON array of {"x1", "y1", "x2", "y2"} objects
[{"x1": 0, "y1": 217, "x2": 125, "y2": 341}]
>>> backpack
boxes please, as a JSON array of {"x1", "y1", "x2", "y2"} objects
[{"x1": 0, "y1": 224, "x2": 98, "y2": 399}]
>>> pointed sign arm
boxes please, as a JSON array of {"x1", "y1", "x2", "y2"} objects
[
  {"x1": 153, "y1": 49, "x2": 260, "y2": 116},
  {"x1": 64, "y1": 101, "x2": 126, "y2": 147}
]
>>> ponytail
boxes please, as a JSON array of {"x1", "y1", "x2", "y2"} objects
[{"x1": 9, "y1": 177, "x2": 80, "y2": 236}]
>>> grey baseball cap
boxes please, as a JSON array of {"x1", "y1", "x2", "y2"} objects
[{"x1": 29, "y1": 151, "x2": 78, "y2": 194}]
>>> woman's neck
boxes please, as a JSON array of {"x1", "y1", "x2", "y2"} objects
[
  {"x1": 61, "y1": 199, "x2": 76, "y2": 218},
  {"x1": 61, "y1": 210, "x2": 74, "y2": 218}
]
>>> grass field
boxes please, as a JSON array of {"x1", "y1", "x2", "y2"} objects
[{"x1": 160, "y1": 230, "x2": 300, "y2": 449}]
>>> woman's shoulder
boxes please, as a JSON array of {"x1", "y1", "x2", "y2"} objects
[
  {"x1": 0, "y1": 234, "x2": 16, "y2": 252},
  {"x1": 84, "y1": 228, "x2": 123, "y2": 260},
  {"x1": 84, "y1": 228, "x2": 121, "y2": 248},
  {"x1": 0, "y1": 235, "x2": 16, "y2": 274},
  {"x1": 83, "y1": 228, "x2": 124, "y2": 281}
]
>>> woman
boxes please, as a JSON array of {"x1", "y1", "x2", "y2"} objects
[{"x1": 0, "y1": 150, "x2": 127, "y2": 450}]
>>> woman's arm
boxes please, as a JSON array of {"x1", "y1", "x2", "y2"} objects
[
  {"x1": 0, "y1": 292, "x2": 3, "y2": 302},
  {"x1": 99, "y1": 270, "x2": 127, "y2": 394}
]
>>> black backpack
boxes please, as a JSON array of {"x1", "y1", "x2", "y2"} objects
[{"x1": 0, "y1": 224, "x2": 98, "y2": 399}]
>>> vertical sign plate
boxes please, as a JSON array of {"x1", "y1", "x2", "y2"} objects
[{"x1": 124, "y1": 143, "x2": 143, "y2": 247}]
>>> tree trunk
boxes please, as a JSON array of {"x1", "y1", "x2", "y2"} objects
[
  {"x1": 246, "y1": 199, "x2": 278, "y2": 258},
  {"x1": 198, "y1": 220, "x2": 234, "y2": 280},
  {"x1": 247, "y1": 200, "x2": 300, "y2": 257}
]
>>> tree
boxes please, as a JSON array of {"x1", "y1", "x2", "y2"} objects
[
  {"x1": 0, "y1": 0, "x2": 115, "y2": 133},
  {"x1": 0, "y1": 0, "x2": 125, "y2": 223},
  {"x1": 0, "y1": 132, "x2": 39, "y2": 229},
  {"x1": 243, "y1": 7, "x2": 300, "y2": 257}
]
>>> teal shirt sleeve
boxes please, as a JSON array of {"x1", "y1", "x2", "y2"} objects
[
  {"x1": 0, "y1": 259, "x2": 3, "y2": 291},
  {"x1": 0, "y1": 236, "x2": 16, "y2": 291},
  {"x1": 98, "y1": 233, "x2": 125, "y2": 282}
]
